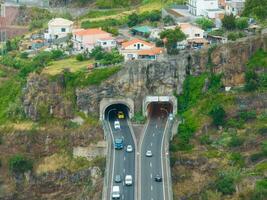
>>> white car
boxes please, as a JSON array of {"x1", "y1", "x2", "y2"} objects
[
  {"x1": 114, "y1": 120, "x2": 120, "y2": 129},
  {"x1": 126, "y1": 145, "x2": 133, "y2": 152},
  {"x1": 145, "y1": 150, "x2": 152, "y2": 157},
  {"x1": 125, "y1": 175, "x2": 133, "y2": 186}
]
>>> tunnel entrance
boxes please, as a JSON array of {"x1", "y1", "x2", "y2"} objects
[
  {"x1": 100, "y1": 98, "x2": 134, "y2": 120},
  {"x1": 147, "y1": 102, "x2": 173, "y2": 118},
  {"x1": 104, "y1": 103, "x2": 130, "y2": 121},
  {"x1": 143, "y1": 96, "x2": 177, "y2": 117}
]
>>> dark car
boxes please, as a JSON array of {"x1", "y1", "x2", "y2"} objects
[
  {"x1": 115, "y1": 175, "x2": 122, "y2": 183},
  {"x1": 154, "y1": 175, "x2": 162, "y2": 182}
]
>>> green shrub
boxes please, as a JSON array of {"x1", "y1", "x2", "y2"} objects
[
  {"x1": 132, "y1": 111, "x2": 146, "y2": 124},
  {"x1": 258, "y1": 127, "x2": 267, "y2": 136},
  {"x1": 227, "y1": 32, "x2": 245, "y2": 41},
  {"x1": 245, "y1": 70, "x2": 259, "y2": 91},
  {"x1": 239, "y1": 111, "x2": 256, "y2": 121},
  {"x1": 235, "y1": 17, "x2": 249, "y2": 30},
  {"x1": 195, "y1": 17, "x2": 214, "y2": 31},
  {"x1": 8, "y1": 154, "x2": 33, "y2": 174},
  {"x1": 247, "y1": 49, "x2": 267, "y2": 69},
  {"x1": 222, "y1": 14, "x2": 236, "y2": 30},
  {"x1": 228, "y1": 135, "x2": 244, "y2": 147},
  {"x1": 76, "y1": 53, "x2": 86, "y2": 61},
  {"x1": 0, "y1": 69, "x2": 7, "y2": 77},
  {"x1": 229, "y1": 152, "x2": 245, "y2": 167},
  {"x1": 51, "y1": 49, "x2": 65, "y2": 60},
  {"x1": 209, "y1": 105, "x2": 226, "y2": 127},
  {"x1": 215, "y1": 174, "x2": 236, "y2": 195},
  {"x1": 261, "y1": 141, "x2": 267, "y2": 155},
  {"x1": 200, "y1": 134, "x2": 212, "y2": 145},
  {"x1": 226, "y1": 118, "x2": 244, "y2": 129},
  {"x1": 20, "y1": 52, "x2": 29, "y2": 59}
]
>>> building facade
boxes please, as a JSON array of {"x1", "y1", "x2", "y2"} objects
[
  {"x1": 225, "y1": 0, "x2": 245, "y2": 16},
  {"x1": 44, "y1": 18, "x2": 73, "y2": 41},
  {"x1": 72, "y1": 28, "x2": 116, "y2": 53},
  {"x1": 188, "y1": 0, "x2": 219, "y2": 16}
]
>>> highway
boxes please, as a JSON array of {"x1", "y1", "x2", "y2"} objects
[
  {"x1": 106, "y1": 108, "x2": 135, "y2": 200},
  {"x1": 140, "y1": 103, "x2": 170, "y2": 200}
]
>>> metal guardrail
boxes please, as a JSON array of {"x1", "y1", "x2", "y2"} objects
[{"x1": 102, "y1": 120, "x2": 112, "y2": 200}]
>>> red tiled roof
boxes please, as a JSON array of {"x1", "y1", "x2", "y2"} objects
[
  {"x1": 75, "y1": 28, "x2": 109, "y2": 36},
  {"x1": 137, "y1": 47, "x2": 164, "y2": 56},
  {"x1": 122, "y1": 38, "x2": 154, "y2": 48}
]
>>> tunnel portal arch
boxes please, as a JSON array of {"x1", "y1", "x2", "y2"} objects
[
  {"x1": 143, "y1": 96, "x2": 177, "y2": 117},
  {"x1": 100, "y1": 98, "x2": 134, "y2": 120}
]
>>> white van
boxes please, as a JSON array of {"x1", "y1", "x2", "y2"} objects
[
  {"x1": 112, "y1": 186, "x2": 120, "y2": 199},
  {"x1": 125, "y1": 175, "x2": 133, "y2": 186}
]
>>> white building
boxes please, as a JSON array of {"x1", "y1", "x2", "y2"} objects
[
  {"x1": 120, "y1": 38, "x2": 164, "y2": 61},
  {"x1": 225, "y1": 0, "x2": 245, "y2": 16},
  {"x1": 188, "y1": 0, "x2": 219, "y2": 16},
  {"x1": 72, "y1": 28, "x2": 116, "y2": 53},
  {"x1": 44, "y1": 18, "x2": 74, "y2": 41}
]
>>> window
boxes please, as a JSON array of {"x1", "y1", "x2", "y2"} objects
[
  {"x1": 103, "y1": 42, "x2": 107, "y2": 45},
  {"x1": 141, "y1": 44, "x2": 144, "y2": 46},
  {"x1": 195, "y1": 34, "x2": 200, "y2": 37},
  {"x1": 61, "y1": 28, "x2": 66, "y2": 32},
  {"x1": 134, "y1": 44, "x2": 136, "y2": 47}
]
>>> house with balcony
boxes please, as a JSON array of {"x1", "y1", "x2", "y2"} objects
[
  {"x1": 120, "y1": 38, "x2": 164, "y2": 61},
  {"x1": 225, "y1": 0, "x2": 245, "y2": 16},
  {"x1": 72, "y1": 28, "x2": 116, "y2": 53},
  {"x1": 188, "y1": 0, "x2": 219, "y2": 16},
  {"x1": 44, "y1": 18, "x2": 73, "y2": 41}
]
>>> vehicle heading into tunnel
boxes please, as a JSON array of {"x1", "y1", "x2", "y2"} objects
[{"x1": 114, "y1": 138, "x2": 124, "y2": 150}]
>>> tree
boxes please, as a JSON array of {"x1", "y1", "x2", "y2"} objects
[
  {"x1": 8, "y1": 154, "x2": 33, "y2": 174},
  {"x1": 163, "y1": 16, "x2": 175, "y2": 26},
  {"x1": 243, "y1": 0, "x2": 267, "y2": 21},
  {"x1": 209, "y1": 105, "x2": 226, "y2": 127},
  {"x1": 245, "y1": 70, "x2": 259, "y2": 91},
  {"x1": 222, "y1": 14, "x2": 236, "y2": 30},
  {"x1": 127, "y1": 13, "x2": 139, "y2": 27},
  {"x1": 195, "y1": 17, "x2": 214, "y2": 31},
  {"x1": 160, "y1": 27, "x2": 186, "y2": 54},
  {"x1": 236, "y1": 17, "x2": 249, "y2": 30}
]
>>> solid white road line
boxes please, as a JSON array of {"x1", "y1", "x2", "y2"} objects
[
  {"x1": 151, "y1": 185, "x2": 153, "y2": 191},
  {"x1": 150, "y1": 173, "x2": 153, "y2": 179},
  {"x1": 150, "y1": 162, "x2": 152, "y2": 167}
]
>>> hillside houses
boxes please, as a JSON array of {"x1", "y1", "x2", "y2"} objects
[
  {"x1": 120, "y1": 39, "x2": 164, "y2": 61},
  {"x1": 72, "y1": 28, "x2": 116, "y2": 53}
]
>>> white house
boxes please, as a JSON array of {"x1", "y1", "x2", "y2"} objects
[
  {"x1": 120, "y1": 38, "x2": 164, "y2": 61},
  {"x1": 188, "y1": 0, "x2": 219, "y2": 16},
  {"x1": 225, "y1": 0, "x2": 245, "y2": 16},
  {"x1": 44, "y1": 18, "x2": 73, "y2": 40},
  {"x1": 179, "y1": 23, "x2": 208, "y2": 47},
  {"x1": 72, "y1": 28, "x2": 116, "y2": 53}
]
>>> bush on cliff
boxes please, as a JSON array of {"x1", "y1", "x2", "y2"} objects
[{"x1": 8, "y1": 154, "x2": 33, "y2": 174}]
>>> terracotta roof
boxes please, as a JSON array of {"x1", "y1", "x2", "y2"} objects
[
  {"x1": 137, "y1": 47, "x2": 164, "y2": 56},
  {"x1": 74, "y1": 28, "x2": 110, "y2": 36},
  {"x1": 179, "y1": 23, "x2": 203, "y2": 31},
  {"x1": 122, "y1": 38, "x2": 154, "y2": 48}
]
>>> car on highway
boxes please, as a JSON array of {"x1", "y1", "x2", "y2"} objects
[
  {"x1": 117, "y1": 111, "x2": 125, "y2": 119},
  {"x1": 112, "y1": 186, "x2": 120, "y2": 199},
  {"x1": 126, "y1": 145, "x2": 133, "y2": 152},
  {"x1": 154, "y1": 175, "x2": 162, "y2": 182},
  {"x1": 114, "y1": 138, "x2": 124, "y2": 150},
  {"x1": 114, "y1": 175, "x2": 122, "y2": 183},
  {"x1": 145, "y1": 150, "x2": 152, "y2": 157},
  {"x1": 169, "y1": 113, "x2": 174, "y2": 121},
  {"x1": 114, "y1": 120, "x2": 120, "y2": 129},
  {"x1": 125, "y1": 175, "x2": 133, "y2": 186}
]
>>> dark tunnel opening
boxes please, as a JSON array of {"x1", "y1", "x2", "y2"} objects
[
  {"x1": 147, "y1": 102, "x2": 173, "y2": 119},
  {"x1": 104, "y1": 103, "x2": 130, "y2": 121}
]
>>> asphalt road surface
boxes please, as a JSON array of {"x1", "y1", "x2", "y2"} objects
[
  {"x1": 140, "y1": 103, "x2": 168, "y2": 200},
  {"x1": 107, "y1": 109, "x2": 135, "y2": 200}
]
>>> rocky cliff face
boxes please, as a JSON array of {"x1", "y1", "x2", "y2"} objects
[
  {"x1": 23, "y1": 34, "x2": 267, "y2": 119},
  {"x1": 23, "y1": 73, "x2": 74, "y2": 121},
  {"x1": 76, "y1": 33, "x2": 267, "y2": 115}
]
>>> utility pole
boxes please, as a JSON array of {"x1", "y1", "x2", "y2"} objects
[{"x1": 0, "y1": 0, "x2": 6, "y2": 56}]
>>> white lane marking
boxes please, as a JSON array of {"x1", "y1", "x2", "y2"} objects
[
  {"x1": 150, "y1": 174, "x2": 152, "y2": 179},
  {"x1": 122, "y1": 194, "x2": 125, "y2": 200},
  {"x1": 161, "y1": 118, "x2": 169, "y2": 200},
  {"x1": 151, "y1": 142, "x2": 153, "y2": 147},
  {"x1": 150, "y1": 162, "x2": 152, "y2": 167},
  {"x1": 156, "y1": 124, "x2": 157, "y2": 128},
  {"x1": 153, "y1": 133, "x2": 155, "y2": 137},
  {"x1": 151, "y1": 185, "x2": 153, "y2": 191},
  {"x1": 124, "y1": 156, "x2": 126, "y2": 161},
  {"x1": 123, "y1": 168, "x2": 126, "y2": 173}
]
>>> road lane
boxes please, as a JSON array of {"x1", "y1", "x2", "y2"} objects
[
  {"x1": 106, "y1": 109, "x2": 135, "y2": 200},
  {"x1": 141, "y1": 103, "x2": 168, "y2": 200}
]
